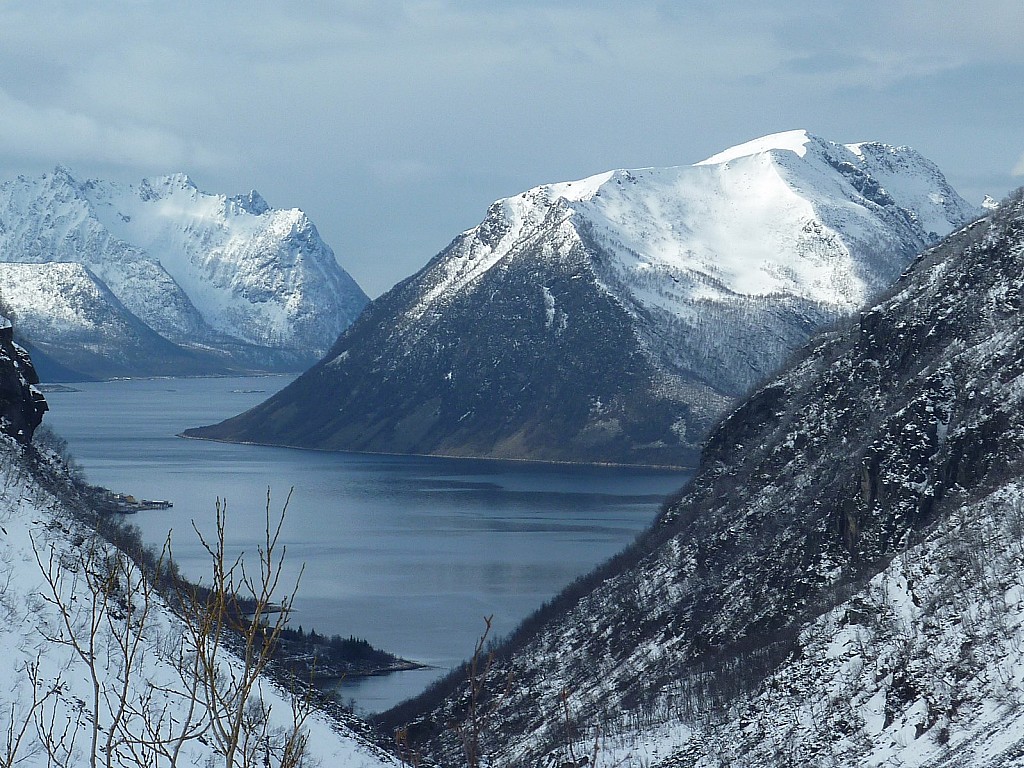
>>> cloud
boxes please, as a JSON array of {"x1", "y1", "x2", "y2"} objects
[
  {"x1": 367, "y1": 158, "x2": 438, "y2": 188},
  {"x1": 0, "y1": 1, "x2": 1019, "y2": 296},
  {"x1": 761, "y1": 0, "x2": 1024, "y2": 92},
  {"x1": 1014, "y1": 153, "x2": 1024, "y2": 177},
  {"x1": 0, "y1": 88, "x2": 221, "y2": 171}
]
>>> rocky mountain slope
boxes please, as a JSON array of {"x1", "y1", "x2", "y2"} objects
[
  {"x1": 187, "y1": 130, "x2": 976, "y2": 466},
  {"x1": 0, "y1": 262, "x2": 223, "y2": 378},
  {"x1": 379, "y1": 191, "x2": 1024, "y2": 767},
  {"x1": 0, "y1": 168, "x2": 369, "y2": 379}
]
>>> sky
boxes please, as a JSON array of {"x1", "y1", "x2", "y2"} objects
[{"x1": 1, "y1": 1, "x2": 1022, "y2": 298}]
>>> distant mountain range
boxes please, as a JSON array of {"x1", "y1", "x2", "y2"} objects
[
  {"x1": 0, "y1": 168, "x2": 368, "y2": 379},
  {"x1": 188, "y1": 130, "x2": 978, "y2": 466},
  {"x1": 380, "y1": 186, "x2": 1024, "y2": 767}
]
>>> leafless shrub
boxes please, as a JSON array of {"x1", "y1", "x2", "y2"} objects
[{"x1": 14, "y1": 488, "x2": 312, "y2": 768}]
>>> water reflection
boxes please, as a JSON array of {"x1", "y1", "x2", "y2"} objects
[{"x1": 43, "y1": 376, "x2": 691, "y2": 713}]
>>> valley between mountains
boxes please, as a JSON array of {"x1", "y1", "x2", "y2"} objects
[{"x1": 6, "y1": 129, "x2": 1024, "y2": 767}]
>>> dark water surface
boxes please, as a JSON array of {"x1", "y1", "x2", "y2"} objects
[{"x1": 43, "y1": 376, "x2": 691, "y2": 713}]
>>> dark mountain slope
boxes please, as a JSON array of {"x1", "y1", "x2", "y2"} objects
[
  {"x1": 186, "y1": 242, "x2": 696, "y2": 465},
  {"x1": 0, "y1": 261, "x2": 233, "y2": 380},
  {"x1": 16, "y1": 339, "x2": 94, "y2": 383},
  {"x1": 380, "y1": 193, "x2": 1020, "y2": 767}
]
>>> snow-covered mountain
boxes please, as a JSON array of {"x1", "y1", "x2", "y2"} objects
[
  {"x1": 381, "y1": 189, "x2": 1024, "y2": 767},
  {"x1": 0, "y1": 168, "x2": 369, "y2": 378},
  {"x1": 0, "y1": 262, "x2": 222, "y2": 378},
  {"x1": 188, "y1": 130, "x2": 977, "y2": 466}
]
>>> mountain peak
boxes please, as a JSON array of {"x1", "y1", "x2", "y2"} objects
[
  {"x1": 50, "y1": 164, "x2": 77, "y2": 180},
  {"x1": 136, "y1": 173, "x2": 197, "y2": 202},
  {"x1": 189, "y1": 131, "x2": 976, "y2": 467},
  {"x1": 844, "y1": 138, "x2": 903, "y2": 156},
  {"x1": 44, "y1": 165, "x2": 84, "y2": 193},
  {"x1": 229, "y1": 189, "x2": 271, "y2": 215},
  {"x1": 695, "y1": 129, "x2": 814, "y2": 165},
  {"x1": 160, "y1": 171, "x2": 196, "y2": 189}
]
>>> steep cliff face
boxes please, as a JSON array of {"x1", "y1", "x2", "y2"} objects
[
  {"x1": 383, "y1": 192, "x2": 1024, "y2": 767},
  {"x1": 188, "y1": 131, "x2": 977, "y2": 466},
  {"x1": 0, "y1": 319, "x2": 46, "y2": 443}
]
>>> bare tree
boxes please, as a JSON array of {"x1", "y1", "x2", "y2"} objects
[
  {"x1": 451, "y1": 615, "x2": 515, "y2": 768},
  {"x1": 173, "y1": 489, "x2": 310, "y2": 768},
  {"x1": 33, "y1": 535, "x2": 114, "y2": 768},
  {"x1": 18, "y1": 489, "x2": 313, "y2": 768},
  {"x1": 2, "y1": 658, "x2": 62, "y2": 768}
]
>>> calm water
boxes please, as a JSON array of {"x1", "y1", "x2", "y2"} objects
[{"x1": 43, "y1": 376, "x2": 691, "y2": 713}]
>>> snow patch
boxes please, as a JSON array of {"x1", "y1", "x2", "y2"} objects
[{"x1": 695, "y1": 129, "x2": 812, "y2": 166}]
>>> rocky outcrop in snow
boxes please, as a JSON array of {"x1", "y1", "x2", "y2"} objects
[
  {"x1": 0, "y1": 318, "x2": 46, "y2": 442},
  {"x1": 188, "y1": 130, "x2": 977, "y2": 466},
  {"x1": 0, "y1": 168, "x2": 369, "y2": 379}
]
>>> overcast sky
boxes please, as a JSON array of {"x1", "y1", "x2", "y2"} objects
[{"x1": 1, "y1": 1, "x2": 1022, "y2": 297}]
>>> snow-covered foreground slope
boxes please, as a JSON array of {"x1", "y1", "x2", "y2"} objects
[
  {"x1": 0, "y1": 439, "x2": 395, "y2": 767},
  {"x1": 0, "y1": 168, "x2": 368, "y2": 378},
  {"x1": 190, "y1": 130, "x2": 977, "y2": 466},
  {"x1": 381, "y1": 191, "x2": 1024, "y2": 767},
  {"x1": 600, "y1": 482, "x2": 1024, "y2": 767}
]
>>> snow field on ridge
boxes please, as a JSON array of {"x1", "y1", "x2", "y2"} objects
[
  {"x1": 407, "y1": 129, "x2": 976, "y2": 339},
  {"x1": 85, "y1": 176, "x2": 320, "y2": 348}
]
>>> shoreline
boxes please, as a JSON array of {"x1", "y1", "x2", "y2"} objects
[{"x1": 176, "y1": 432, "x2": 696, "y2": 473}]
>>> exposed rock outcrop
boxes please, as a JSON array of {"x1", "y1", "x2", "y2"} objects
[{"x1": 0, "y1": 320, "x2": 46, "y2": 442}]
